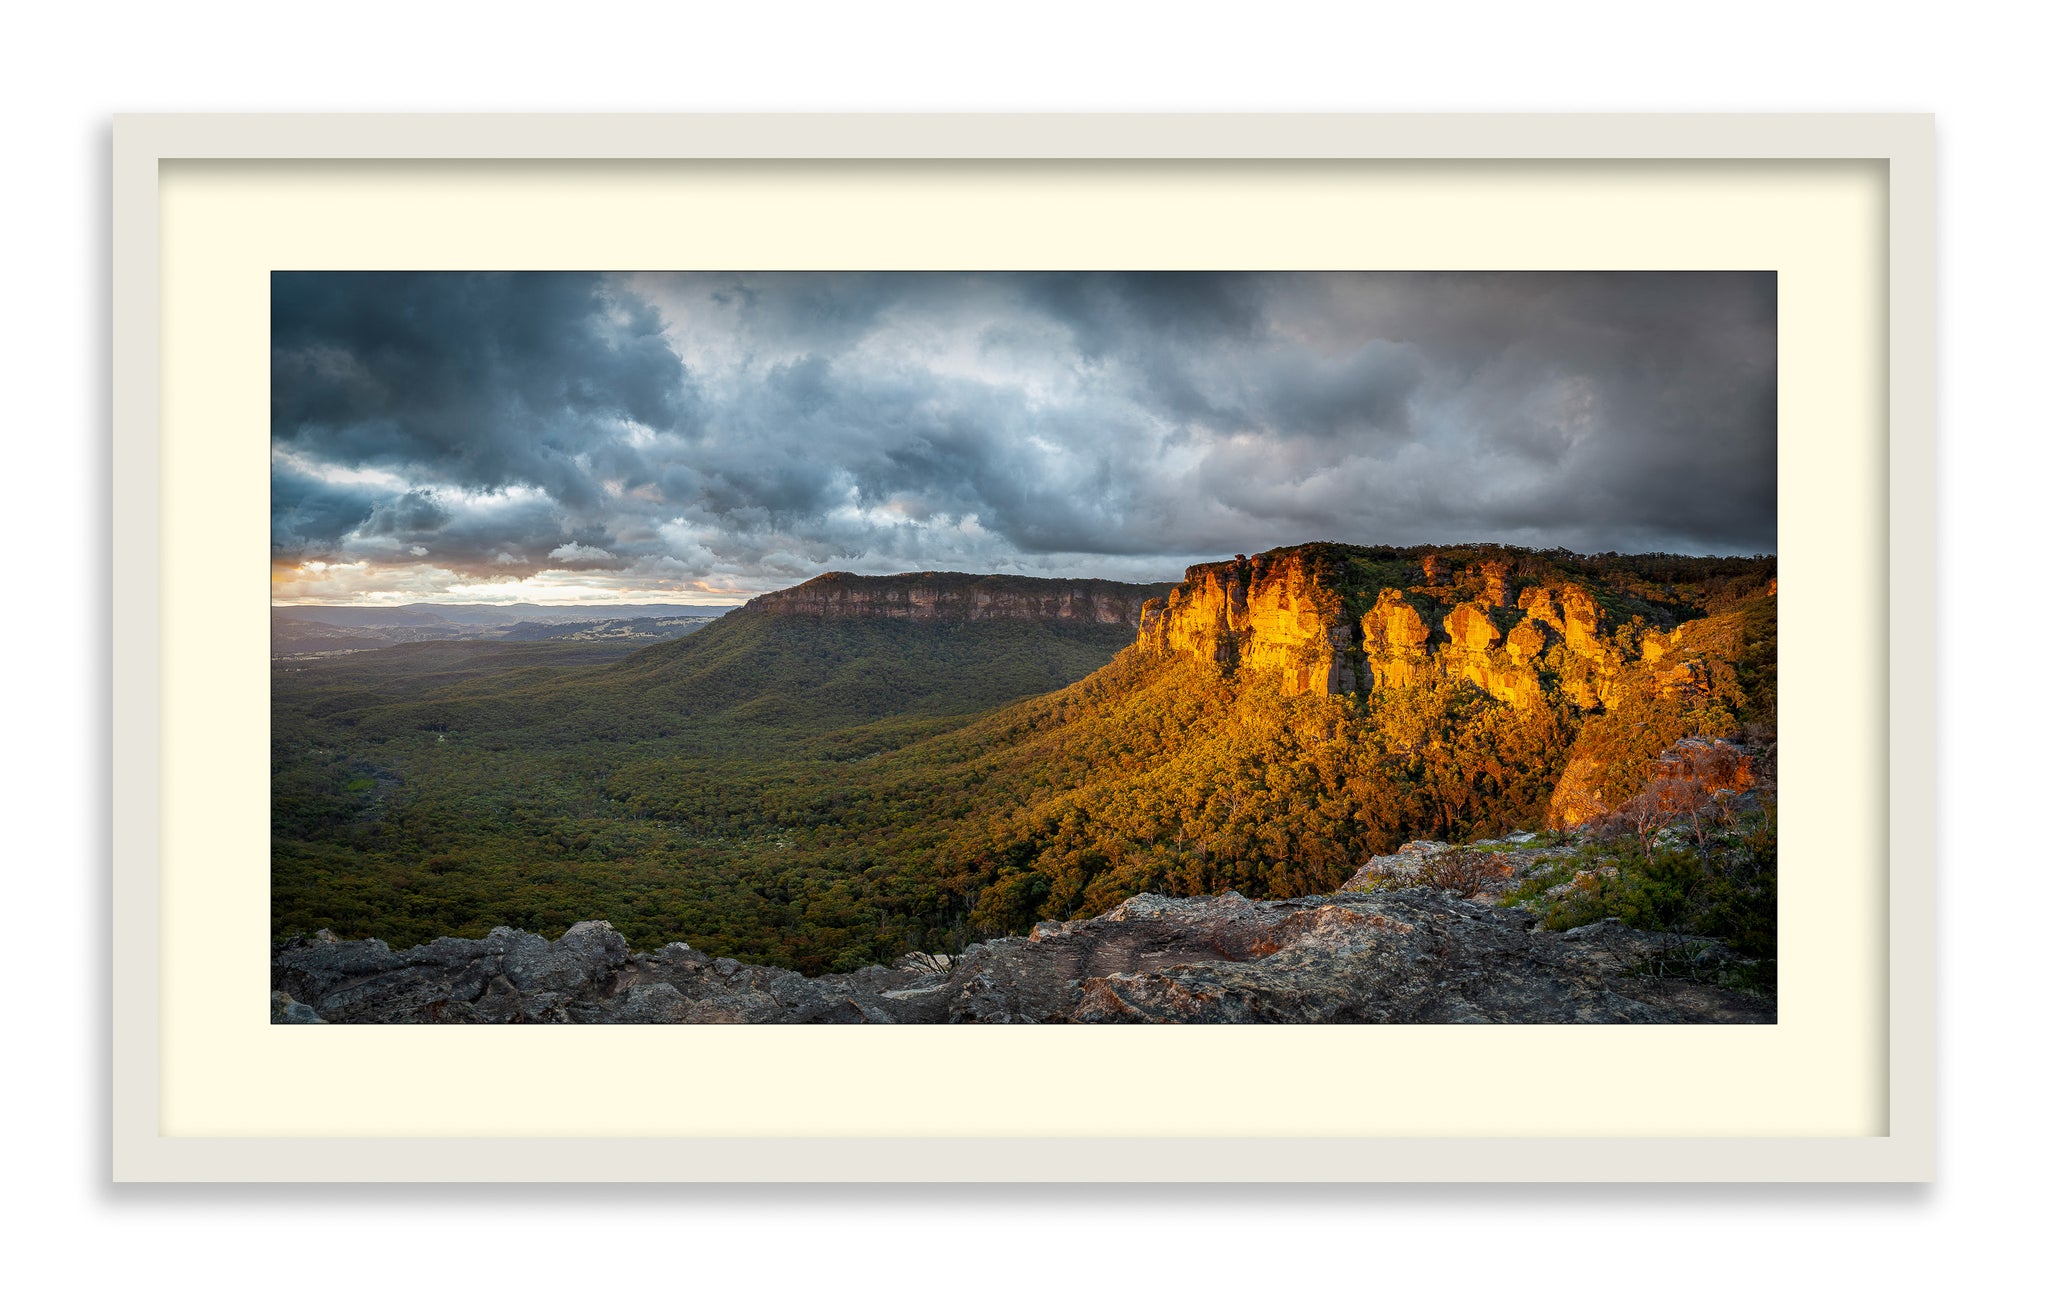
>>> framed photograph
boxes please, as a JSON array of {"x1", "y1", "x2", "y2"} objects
[{"x1": 112, "y1": 114, "x2": 1933, "y2": 1181}]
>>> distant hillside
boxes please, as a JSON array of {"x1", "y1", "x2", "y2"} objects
[
  {"x1": 274, "y1": 572, "x2": 1174, "y2": 963},
  {"x1": 280, "y1": 575, "x2": 1166, "y2": 752},
  {"x1": 597, "y1": 608, "x2": 1142, "y2": 740}
]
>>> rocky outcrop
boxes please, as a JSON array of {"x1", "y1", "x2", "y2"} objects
[
  {"x1": 272, "y1": 879, "x2": 1771, "y2": 1026},
  {"x1": 747, "y1": 571, "x2": 1172, "y2": 627},
  {"x1": 1443, "y1": 602, "x2": 1500, "y2": 653},
  {"x1": 1135, "y1": 544, "x2": 1767, "y2": 716},
  {"x1": 1547, "y1": 736, "x2": 1763, "y2": 830},
  {"x1": 1436, "y1": 601, "x2": 1546, "y2": 710},
  {"x1": 1352, "y1": 577, "x2": 1616, "y2": 711},
  {"x1": 1358, "y1": 588, "x2": 1432, "y2": 690},
  {"x1": 1137, "y1": 551, "x2": 1355, "y2": 695},
  {"x1": 1516, "y1": 583, "x2": 1631, "y2": 708},
  {"x1": 1518, "y1": 583, "x2": 1604, "y2": 654},
  {"x1": 1504, "y1": 618, "x2": 1550, "y2": 664}
]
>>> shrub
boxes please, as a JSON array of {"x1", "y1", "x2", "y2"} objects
[{"x1": 1412, "y1": 848, "x2": 1514, "y2": 897}]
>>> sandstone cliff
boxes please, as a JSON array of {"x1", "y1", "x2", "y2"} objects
[
  {"x1": 1136, "y1": 550, "x2": 1355, "y2": 695},
  {"x1": 1136, "y1": 542, "x2": 1770, "y2": 720},
  {"x1": 747, "y1": 571, "x2": 1173, "y2": 627},
  {"x1": 1357, "y1": 588, "x2": 1432, "y2": 689}
]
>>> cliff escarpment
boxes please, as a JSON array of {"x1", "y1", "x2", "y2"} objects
[
  {"x1": 1137, "y1": 542, "x2": 1772, "y2": 712},
  {"x1": 1135, "y1": 549, "x2": 1357, "y2": 694},
  {"x1": 748, "y1": 571, "x2": 1174, "y2": 627},
  {"x1": 1132, "y1": 542, "x2": 1774, "y2": 832}
]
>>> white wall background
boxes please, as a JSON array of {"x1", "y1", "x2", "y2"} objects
[{"x1": 5, "y1": 3, "x2": 2034, "y2": 1289}]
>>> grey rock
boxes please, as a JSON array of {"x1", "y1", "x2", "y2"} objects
[
  {"x1": 269, "y1": 991, "x2": 324, "y2": 1024},
  {"x1": 1560, "y1": 916, "x2": 1625, "y2": 940},
  {"x1": 501, "y1": 924, "x2": 625, "y2": 995},
  {"x1": 274, "y1": 891, "x2": 1772, "y2": 1025},
  {"x1": 613, "y1": 983, "x2": 690, "y2": 1024}
]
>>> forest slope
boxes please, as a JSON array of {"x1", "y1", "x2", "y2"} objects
[{"x1": 273, "y1": 572, "x2": 1172, "y2": 967}]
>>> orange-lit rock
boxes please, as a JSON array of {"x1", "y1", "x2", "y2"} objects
[
  {"x1": 1360, "y1": 588, "x2": 1433, "y2": 690},
  {"x1": 1646, "y1": 737, "x2": 1757, "y2": 797},
  {"x1": 1137, "y1": 551, "x2": 1355, "y2": 695},
  {"x1": 1443, "y1": 602, "x2": 1502, "y2": 653},
  {"x1": 1436, "y1": 602, "x2": 1544, "y2": 707},
  {"x1": 1518, "y1": 583, "x2": 1604, "y2": 655},
  {"x1": 1655, "y1": 659, "x2": 1713, "y2": 697},
  {"x1": 1361, "y1": 588, "x2": 1430, "y2": 652},
  {"x1": 1550, "y1": 736, "x2": 1760, "y2": 830},
  {"x1": 1554, "y1": 656, "x2": 1609, "y2": 711},
  {"x1": 1136, "y1": 544, "x2": 1759, "y2": 718},
  {"x1": 1485, "y1": 664, "x2": 1547, "y2": 711},
  {"x1": 1505, "y1": 619, "x2": 1550, "y2": 665},
  {"x1": 1516, "y1": 585, "x2": 1561, "y2": 633},
  {"x1": 1560, "y1": 588, "x2": 1605, "y2": 655}
]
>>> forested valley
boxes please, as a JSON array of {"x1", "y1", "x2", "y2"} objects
[{"x1": 274, "y1": 544, "x2": 1777, "y2": 976}]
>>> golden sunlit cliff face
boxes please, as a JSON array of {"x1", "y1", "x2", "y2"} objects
[
  {"x1": 1137, "y1": 544, "x2": 1674, "y2": 711},
  {"x1": 1138, "y1": 536, "x2": 1777, "y2": 717},
  {"x1": 1135, "y1": 550, "x2": 1358, "y2": 695},
  {"x1": 1134, "y1": 542, "x2": 1776, "y2": 828}
]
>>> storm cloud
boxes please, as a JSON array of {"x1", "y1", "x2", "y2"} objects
[{"x1": 271, "y1": 271, "x2": 1776, "y2": 604}]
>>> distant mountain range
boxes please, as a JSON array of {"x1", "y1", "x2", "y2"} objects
[
  {"x1": 270, "y1": 603, "x2": 738, "y2": 656},
  {"x1": 274, "y1": 602, "x2": 739, "y2": 628}
]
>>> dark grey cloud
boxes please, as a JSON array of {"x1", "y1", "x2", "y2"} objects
[
  {"x1": 272, "y1": 270, "x2": 1776, "y2": 602},
  {"x1": 270, "y1": 459, "x2": 379, "y2": 556},
  {"x1": 273, "y1": 271, "x2": 697, "y2": 507}
]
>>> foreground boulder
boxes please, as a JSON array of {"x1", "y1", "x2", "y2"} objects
[{"x1": 273, "y1": 885, "x2": 1771, "y2": 1025}]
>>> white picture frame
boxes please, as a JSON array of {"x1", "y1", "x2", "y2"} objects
[{"x1": 111, "y1": 113, "x2": 1934, "y2": 1181}]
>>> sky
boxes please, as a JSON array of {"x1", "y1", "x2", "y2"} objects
[{"x1": 270, "y1": 271, "x2": 1777, "y2": 606}]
